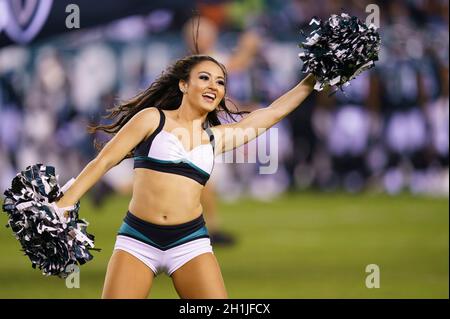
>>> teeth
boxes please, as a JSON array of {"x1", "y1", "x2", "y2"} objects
[{"x1": 203, "y1": 93, "x2": 216, "y2": 100}]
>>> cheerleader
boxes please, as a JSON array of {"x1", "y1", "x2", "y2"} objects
[
  {"x1": 52, "y1": 13, "x2": 379, "y2": 298},
  {"x1": 54, "y1": 54, "x2": 316, "y2": 298}
]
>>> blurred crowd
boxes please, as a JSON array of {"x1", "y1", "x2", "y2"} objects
[{"x1": 0, "y1": 0, "x2": 448, "y2": 203}]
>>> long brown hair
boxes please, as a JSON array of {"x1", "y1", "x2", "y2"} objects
[{"x1": 88, "y1": 55, "x2": 247, "y2": 159}]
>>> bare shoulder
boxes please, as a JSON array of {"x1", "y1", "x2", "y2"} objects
[
  {"x1": 132, "y1": 107, "x2": 161, "y2": 139},
  {"x1": 135, "y1": 107, "x2": 160, "y2": 121}
]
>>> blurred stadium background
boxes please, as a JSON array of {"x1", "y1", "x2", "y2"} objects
[{"x1": 0, "y1": 0, "x2": 448, "y2": 298}]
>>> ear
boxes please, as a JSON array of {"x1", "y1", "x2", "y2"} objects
[{"x1": 179, "y1": 80, "x2": 187, "y2": 94}]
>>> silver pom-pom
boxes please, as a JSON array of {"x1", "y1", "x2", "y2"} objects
[
  {"x1": 299, "y1": 13, "x2": 381, "y2": 91},
  {"x1": 2, "y1": 164, "x2": 99, "y2": 278}
]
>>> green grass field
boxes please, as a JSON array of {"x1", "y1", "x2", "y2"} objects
[{"x1": 0, "y1": 192, "x2": 448, "y2": 298}]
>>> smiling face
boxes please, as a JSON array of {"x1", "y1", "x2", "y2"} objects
[{"x1": 179, "y1": 60, "x2": 226, "y2": 113}]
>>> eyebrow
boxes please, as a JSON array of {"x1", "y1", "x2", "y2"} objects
[{"x1": 198, "y1": 71, "x2": 225, "y2": 80}]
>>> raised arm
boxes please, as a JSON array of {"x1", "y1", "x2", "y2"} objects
[
  {"x1": 211, "y1": 74, "x2": 316, "y2": 154},
  {"x1": 55, "y1": 107, "x2": 159, "y2": 208}
]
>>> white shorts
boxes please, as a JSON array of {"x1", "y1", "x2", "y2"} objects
[
  {"x1": 113, "y1": 212, "x2": 213, "y2": 276},
  {"x1": 114, "y1": 235, "x2": 213, "y2": 276}
]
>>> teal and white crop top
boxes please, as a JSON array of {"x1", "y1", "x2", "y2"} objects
[{"x1": 133, "y1": 108, "x2": 215, "y2": 185}]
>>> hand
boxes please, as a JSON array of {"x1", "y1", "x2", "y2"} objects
[{"x1": 52, "y1": 201, "x2": 70, "y2": 220}]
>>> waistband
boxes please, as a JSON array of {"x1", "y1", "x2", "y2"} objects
[
  {"x1": 118, "y1": 211, "x2": 209, "y2": 250},
  {"x1": 124, "y1": 211, "x2": 205, "y2": 230}
]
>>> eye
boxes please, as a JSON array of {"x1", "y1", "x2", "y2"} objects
[
  {"x1": 217, "y1": 80, "x2": 225, "y2": 86},
  {"x1": 199, "y1": 75, "x2": 209, "y2": 81}
]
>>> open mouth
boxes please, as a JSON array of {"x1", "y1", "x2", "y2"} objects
[{"x1": 202, "y1": 92, "x2": 216, "y2": 103}]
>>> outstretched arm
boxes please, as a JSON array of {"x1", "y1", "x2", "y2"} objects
[
  {"x1": 55, "y1": 108, "x2": 159, "y2": 208},
  {"x1": 211, "y1": 74, "x2": 316, "y2": 154}
]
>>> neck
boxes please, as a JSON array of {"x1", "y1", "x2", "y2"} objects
[{"x1": 175, "y1": 101, "x2": 208, "y2": 129}]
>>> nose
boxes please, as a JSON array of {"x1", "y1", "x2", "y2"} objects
[{"x1": 208, "y1": 80, "x2": 219, "y2": 91}]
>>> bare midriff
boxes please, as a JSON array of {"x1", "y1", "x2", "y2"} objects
[{"x1": 128, "y1": 168, "x2": 204, "y2": 225}]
